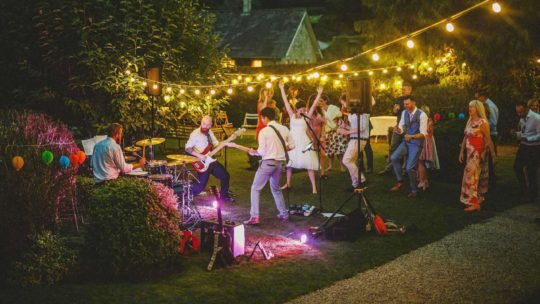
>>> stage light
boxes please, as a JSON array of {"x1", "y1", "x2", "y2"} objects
[
  {"x1": 406, "y1": 39, "x2": 414, "y2": 48},
  {"x1": 142, "y1": 81, "x2": 147, "y2": 87},
  {"x1": 372, "y1": 53, "x2": 380, "y2": 61},
  {"x1": 340, "y1": 63, "x2": 348, "y2": 71},
  {"x1": 194, "y1": 89, "x2": 201, "y2": 95},
  {"x1": 300, "y1": 234, "x2": 308, "y2": 244},
  {"x1": 227, "y1": 88, "x2": 233, "y2": 94},
  {"x1": 210, "y1": 89, "x2": 216, "y2": 95},
  {"x1": 446, "y1": 22, "x2": 455, "y2": 32},
  {"x1": 247, "y1": 86, "x2": 254, "y2": 92},
  {"x1": 180, "y1": 88, "x2": 185, "y2": 94},
  {"x1": 265, "y1": 82, "x2": 272, "y2": 89},
  {"x1": 492, "y1": 2, "x2": 501, "y2": 13}
]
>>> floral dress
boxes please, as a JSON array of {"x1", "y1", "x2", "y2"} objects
[
  {"x1": 419, "y1": 118, "x2": 440, "y2": 169},
  {"x1": 460, "y1": 119, "x2": 489, "y2": 206}
]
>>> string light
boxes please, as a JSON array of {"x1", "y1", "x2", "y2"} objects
[
  {"x1": 125, "y1": 70, "x2": 131, "y2": 75},
  {"x1": 409, "y1": 65, "x2": 415, "y2": 69},
  {"x1": 227, "y1": 88, "x2": 233, "y2": 94},
  {"x1": 442, "y1": 58, "x2": 447, "y2": 62},
  {"x1": 256, "y1": 74, "x2": 264, "y2": 80},
  {"x1": 283, "y1": 76, "x2": 290, "y2": 82},
  {"x1": 312, "y1": 72, "x2": 320, "y2": 79},
  {"x1": 412, "y1": 75, "x2": 418, "y2": 79},
  {"x1": 406, "y1": 39, "x2": 415, "y2": 48},
  {"x1": 247, "y1": 86, "x2": 254, "y2": 92},
  {"x1": 152, "y1": 84, "x2": 158, "y2": 90},
  {"x1": 492, "y1": 2, "x2": 501, "y2": 13},
  {"x1": 194, "y1": 89, "x2": 201, "y2": 95},
  {"x1": 180, "y1": 101, "x2": 186, "y2": 108},
  {"x1": 142, "y1": 81, "x2": 147, "y2": 87},
  {"x1": 210, "y1": 89, "x2": 216, "y2": 95},
  {"x1": 427, "y1": 67, "x2": 433, "y2": 71},
  {"x1": 166, "y1": 87, "x2": 172, "y2": 93},
  {"x1": 270, "y1": 76, "x2": 277, "y2": 81},
  {"x1": 130, "y1": 77, "x2": 135, "y2": 82},
  {"x1": 164, "y1": 95, "x2": 171, "y2": 102},
  {"x1": 446, "y1": 22, "x2": 455, "y2": 32},
  {"x1": 397, "y1": 67, "x2": 402, "y2": 72},
  {"x1": 372, "y1": 53, "x2": 380, "y2": 61},
  {"x1": 340, "y1": 64, "x2": 348, "y2": 71},
  {"x1": 354, "y1": 72, "x2": 359, "y2": 76},
  {"x1": 368, "y1": 71, "x2": 374, "y2": 76},
  {"x1": 237, "y1": 75, "x2": 242, "y2": 80},
  {"x1": 232, "y1": 79, "x2": 239, "y2": 84},
  {"x1": 338, "y1": 74, "x2": 344, "y2": 78},
  {"x1": 379, "y1": 83, "x2": 386, "y2": 90},
  {"x1": 383, "y1": 69, "x2": 388, "y2": 74},
  {"x1": 265, "y1": 82, "x2": 272, "y2": 89},
  {"x1": 245, "y1": 76, "x2": 252, "y2": 82},
  {"x1": 321, "y1": 75, "x2": 329, "y2": 82},
  {"x1": 179, "y1": 88, "x2": 185, "y2": 94}
]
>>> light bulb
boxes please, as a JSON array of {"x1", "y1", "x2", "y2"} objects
[
  {"x1": 372, "y1": 53, "x2": 380, "y2": 61},
  {"x1": 412, "y1": 75, "x2": 418, "y2": 80},
  {"x1": 142, "y1": 81, "x2": 147, "y2": 87},
  {"x1": 125, "y1": 70, "x2": 131, "y2": 75},
  {"x1": 446, "y1": 22, "x2": 455, "y2": 32},
  {"x1": 270, "y1": 76, "x2": 277, "y2": 81},
  {"x1": 427, "y1": 67, "x2": 433, "y2": 71},
  {"x1": 321, "y1": 75, "x2": 328, "y2": 81},
  {"x1": 383, "y1": 69, "x2": 388, "y2": 74},
  {"x1": 180, "y1": 101, "x2": 186, "y2": 108},
  {"x1": 368, "y1": 71, "x2": 374, "y2": 76},
  {"x1": 354, "y1": 72, "x2": 359, "y2": 76},
  {"x1": 194, "y1": 89, "x2": 200, "y2": 95},
  {"x1": 340, "y1": 64, "x2": 348, "y2": 71},
  {"x1": 409, "y1": 64, "x2": 415, "y2": 69},
  {"x1": 130, "y1": 77, "x2": 135, "y2": 82},
  {"x1": 245, "y1": 77, "x2": 252, "y2": 82},
  {"x1": 237, "y1": 75, "x2": 242, "y2": 80},
  {"x1": 406, "y1": 39, "x2": 414, "y2": 48},
  {"x1": 338, "y1": 74, "x2": 344, "y2": 78},
  {"x1": 247, "y1": 86, "x2": 254, "y2": 92},
  {"x1": 232, "y1": 79, "x2": 239, "y2": 84},
  {"x1": 265, "y1": 82, "x2": 272, "y2": 88},
  {"x1": 180, "y1": 88, "x2": 185, "y2": 94},
  {"x1": 152, "y1": 84, "x2": 158, "y2": 90},
  {"x1": 166, "y1": 87, "x2": 172, "y2": 93},
  {"x1": 164, "y1": 95, "x2": 170, "y2": 102},
  {"x1": 379, "y1": 83, "x2": 386, "y2": 90},
  {"x1": 227, "y1": 88, "x2": 233, "y2": 94},
  {"x1": 283, "y1": 76, "x2": 289, "y2": 82},
  {"x1": 492, "y1": 2, "x2": 501, "y2": 13},
  {"x1": 210, "y1": 89, "x2": 216, "y2": 95},
  {"x1": 312, "y1": 72, "x2": 320, "y2": 79},
  {"x1": 397, "y1": 67, "x2": 402, "y2": 72}
]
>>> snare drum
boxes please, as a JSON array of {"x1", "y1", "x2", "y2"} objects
[
  {"x1": 149, "y1": 174, "x2": 174, "y2": 188},
  {"x1": 147, "y1": 160, "x2": 167, "y2": 174},
  {"x1": 126, "y1": 170, "x2": 149, "y2": 177}
]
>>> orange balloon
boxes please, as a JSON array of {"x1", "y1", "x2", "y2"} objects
[
  {"x1": 69, "y1": 154, "x2": 79, "y2": 168},
  {"x1": 12, "y1": 156, "x2": 24, "y2": 171},
  {"x1": 76, "y1": 150, "x2": 86, "y2": 165}
]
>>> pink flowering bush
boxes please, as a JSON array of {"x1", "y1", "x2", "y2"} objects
[
  {"x1": 85, "y1": 178, "x2": 181, "y2": 277},
  {"x1": 0, "y1": 111, "x2": 78, "y2": 277}
]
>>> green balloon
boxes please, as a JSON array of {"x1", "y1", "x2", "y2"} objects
[
  {"x1": 41, "y1": 150, "x2": 54, "y2": 165},
  {"x1": 448, "y1": 112, "x2": 456, "y2": 119}
]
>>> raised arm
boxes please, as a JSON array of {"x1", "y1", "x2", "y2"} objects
[
  {"x1": 279, "y1": 80, "x2": 295, "y2": 117},
  {"x1": 258, "y1": 91, "x2": 269, "y2": 112},
  {"x1": 307, "y1": 86, "x2": 324, "y2": 117}
]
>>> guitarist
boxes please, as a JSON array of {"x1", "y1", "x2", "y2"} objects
[
  {"x1": 185, "y1": 115, "x2": 234, "y2": 202},
  {"x1": 228, "y1": 107, "x2": 294, "y2": 225}
]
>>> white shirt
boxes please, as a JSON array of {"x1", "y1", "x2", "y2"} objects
[
  {"x1": 348, "y1": 113, "x2": 370, "y2": 139},
  {"x1": 91, "y1": 137, "x2": 133, "y2": 183},
  {"x1": 324, "y1": 104, "x2": 342, "y2": 132},
  {"x1": 517, "y1": 110, "x2": 540, "y2": 146},
  {"x1": 257, "y1": 121, "x2": 295, "y2": 161},
  {"x1": 398, "y1": 107, "x2": 428, "y2": 137},
  {"x1": 185, "y1": 128, "x2": 219, "y2": 153}
]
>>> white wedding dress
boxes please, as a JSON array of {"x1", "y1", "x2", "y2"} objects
[{"x1": 287, "y1": 116, "x2": 319, "y2": 170}]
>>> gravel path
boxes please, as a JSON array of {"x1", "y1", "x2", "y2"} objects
[{"x1": 289, "y1": 204, "x2": 540, "y2": 304}]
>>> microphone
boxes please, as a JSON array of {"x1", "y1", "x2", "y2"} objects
[
  {"x1": 300, "y1": 113, "x2": 311, "y2": 120},
  {"x1": 302, "y1": 142, "x2": 313, "y2": 153}
]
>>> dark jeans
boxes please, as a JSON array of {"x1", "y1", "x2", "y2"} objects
[
  {"x1": 360, "y1": 140, "x2": 373, "y2": 171},
  {"x1": 488, "y1": 136, "x2": 498, "y2": 186},
  {"x1": 193, "y1": 161, "x2": 230, "y2": 198},
  {"x1": 514, "y1": 144, "x2": 540, "y2": 199},
  {"x1": 384, "y1": 131, "x2": 403, "y2": 170}
]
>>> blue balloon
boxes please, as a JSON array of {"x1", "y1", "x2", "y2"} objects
[
  {"x1": 458, "y1": 113, "x2": 465, "y2": 119},
  {"x1": 59, "y1": 155, "x2": 70, "y2": 168}
]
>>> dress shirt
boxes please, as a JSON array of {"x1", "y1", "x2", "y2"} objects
[
  {"x1": 257, "y1": 121, "x2": 294, "y2": 161},
  {"x1": 398, "y1": 107, "x2": 428, "y2": 137},
  {"x1": 185, "y1": 128, "x2": 219, "y2": 153},
  {"x1": 91, "y1": 137, "x2": 133, "y2": 183},
  {"x1": 486, "y1": 99, "x2": 499, "y2": 136},
  {"x1": 517, "y1": 110, "x2": 540, "y2": 146},
  {"x1": 348, "y1": 113, "x2": 370, "y2": 139},
  {"x1": 324, "y1": 104, "x2": 342, "y2": 132}
]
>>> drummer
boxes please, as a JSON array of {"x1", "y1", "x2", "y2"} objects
[
  {"x1": 185, "y1": 116, "x2": 234, "y2": 202},
  {"x1": 92, "y1": 123, "x2": 146, "y2": 184}
]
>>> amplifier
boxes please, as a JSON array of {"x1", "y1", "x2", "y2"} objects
[{"x1": 200, "y1": 219, "x2": 245, "y2": 258}]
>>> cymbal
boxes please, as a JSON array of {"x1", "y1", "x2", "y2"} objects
[
  {"x1": 166, "y1": 154, "x2": 199, "y2": 163},
  {"x1": 135, "y1": 138, "x2": 166, "y2": 147},
  {"x1": 124, "y1": 146, "x2": 142, "y2": 152},
  {"x1": 166, "y1": 160, "x2": 187, "y2": 167},
  {"x1": 124, "y1": 155, "x2": 137, "y2": 162}
]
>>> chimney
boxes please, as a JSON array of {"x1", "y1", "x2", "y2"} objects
[{"x1": 242, "y1": 0, "x2": 251, "y2": 16}]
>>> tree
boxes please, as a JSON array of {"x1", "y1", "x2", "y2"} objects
[{"x1": 0, "y1": 0, "x2": 228, "y2": 135}]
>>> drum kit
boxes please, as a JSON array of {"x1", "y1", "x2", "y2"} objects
[{"x1": 124, "y1": 137, "x2": 202, "y2": 229}]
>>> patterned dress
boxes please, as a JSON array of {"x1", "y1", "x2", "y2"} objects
[
  {"x1": 419, "y1": 118, "x2": 440, "y2": 169},
  {"x1": 460, "y1": 119, "x2": 489, "y2": 206}
]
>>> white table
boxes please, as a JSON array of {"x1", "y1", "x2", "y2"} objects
[{"x1": 370, "y1": 116, "x2": 396, "y2": 142}]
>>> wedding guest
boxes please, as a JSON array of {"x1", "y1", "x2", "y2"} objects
[
  {"x1": 475, "y1": 89, "x2": 498, "y2": 186},
  {"x1": 513, "y1": 101, "x2": 540, "y2": 202},
  {"x1": 256, "y1": 87, "x2": 275, "y2": 139},
  {"x1": 307, "y1": 93, "x2": 328, "y2": 178},
  {"x1": 417, "y1": 105, "x2": 440, "y2": 190},
  {"x1": 527, "y1": 98, "x2": 539, "y2": 114},
  {"x1": 282, "y1": 85, "x2": 300, "y2": 126},
  {"x1": 459, "y1": 100, "x2": 496, "y2": 211},
  {"x1": 321, "y1": 94, "x2": 347, "y2": 172}
]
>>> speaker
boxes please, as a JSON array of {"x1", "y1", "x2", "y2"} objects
[
  {"x1": 324, "y1": 208, "x2": 367, "y2": 241},
  {"x1": 200, "y1": 219, "x2": 245, "y2": 258},
  {"x1": 346, "y1": 76, "x2": 372, "y2": 114},
  {"x1": 145, "y1": 66, "x2": 162, "y2": 96}
]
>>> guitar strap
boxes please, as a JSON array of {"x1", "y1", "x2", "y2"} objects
[{"x1": 268, "y1": 125, "x2": 289, "y2": 164}]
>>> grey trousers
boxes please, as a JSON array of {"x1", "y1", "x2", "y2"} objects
[{"x1": 250, "y1": 159, "x2": 288, "y2": 217}]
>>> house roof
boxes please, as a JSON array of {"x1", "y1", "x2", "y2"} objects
[{"x1": 213, "y1": 9, "x2": 315, "y2": 59}]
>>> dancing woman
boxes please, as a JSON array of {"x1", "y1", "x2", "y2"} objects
[
  {"x1": 256, "y1": 87, "x2": 275, "y2": 139},
  {"x1": 459, "y1": 100, "x2": 496, "y2": 211},
  {"x1": 417, "y1": 105, "x2": 440, "y2": 190},
  {"x1": 279, "y1": 81, "x2": 322, "y2": 194},
  {"x1": 307, "y1": 93, "x2": 328, "y2": 178}
]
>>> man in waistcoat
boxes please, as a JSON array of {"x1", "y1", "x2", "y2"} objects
[{"x1": 389, "y1": 96, "x2": 428, "y2": 199}]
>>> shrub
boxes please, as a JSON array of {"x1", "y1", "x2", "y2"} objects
[
  {"x1": 432, "y1": 119, "x2": 467, "y2": 184},
  {"x1": 0, "y1": 111, "x2": 78, "y2": 272},
  {"x1": 8, "y1": 231, "x2": 78, "y2": 287},
  {"x1": 84, "y1": 178, "x2": 181, "y2": 277}
]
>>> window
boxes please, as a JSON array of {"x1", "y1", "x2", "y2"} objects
[{"x1": 251, "y1": 60, "x2": 262, "y2": 68}]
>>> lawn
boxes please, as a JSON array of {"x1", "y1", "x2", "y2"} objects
[{"x1": 2, "y1": 139, "x2": 522, "y2": 304}]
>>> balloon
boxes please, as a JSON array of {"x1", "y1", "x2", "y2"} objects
[
  {"x1": 76, "y1": 150, "x2": 86, "y2": 165},
  {"x1": 12, "y1": 156, "x2": 24, "y2": 171},
  {"x1": 41, "y1": 150, "x2": 54, "y2": 165},
  {"x1": 69, "y1": 154, "x2": 79, "y2": 168},
  {"x1": 434, "y1": 113, "x2": 441, "y2": 121},
  {"x1": 458, "y1": 113, "x2": 465, "y2": 119},
  {"x1": 448, "y1": 112, "x2": 455, "y2": 119},
  {"x1": 59, "y1": 155, "x2": 70, "y2": 169}
]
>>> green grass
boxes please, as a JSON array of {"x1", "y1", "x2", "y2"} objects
[{"x1": 2, "y1": 140, "x2": 522, "y2": 304}]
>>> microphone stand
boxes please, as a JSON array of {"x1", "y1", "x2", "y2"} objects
[{"x1": 302, "y1": 114, "x2": 323, "y2": 212}]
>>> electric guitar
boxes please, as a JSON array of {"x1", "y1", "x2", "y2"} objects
[
  {"x1": 207, "y1": 186, "x2": 234, "y2": 271},
  {"x1": 192, "y1": 128, "x2": 246, "y2": 173}
]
